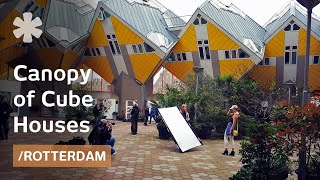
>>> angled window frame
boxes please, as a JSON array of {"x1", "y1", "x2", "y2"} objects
[
  {"x1": 107, "y1": 34, "x2": 122, "y2": 55},
  {"x1": 198, "y1": 40, "x2": 211, "y2": 60},
  {"x1": 313, "y1": 56, "x2": 319, "y2": 64},
  {"x1": 284, "y1": 46, "x2": 298, "y2": 65}
]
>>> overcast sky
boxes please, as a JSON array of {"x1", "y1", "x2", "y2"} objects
[{"x1": 157, "y1": 0, "x2": 320, "y2": 26}]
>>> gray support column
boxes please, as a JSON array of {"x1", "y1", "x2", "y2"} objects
[
  {"x1": 192, "y1": 52, "x2": 201, "y2": 67},
  {"x1": 276, "y1": 56, "x2": 284, "y2": 87},
  {"x1": 120, "y1": 45, "x2": 135, "y2": 79},
  {"x1": 113, "y1": 72, "x2": 142, "y2": 114},
  {"x1": 296, "y1": 56, "x2": 306, "y2": 88},
  {"x1": 211, "y1": 50, "x2": 220, "y2": 78},
  {"x1": 104, "y1": 47, "x2": 119, "y2": 79}
]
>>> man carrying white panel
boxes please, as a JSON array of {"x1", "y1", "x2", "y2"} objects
[{"x1": 158, "y1": 107, "x2": 202, "y2": 152}]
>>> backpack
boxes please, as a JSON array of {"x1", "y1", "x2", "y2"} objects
[
  {"x1": 55, "y1": 137, "x2": 86, "y2": 145},
  {"x1": 69, "y1": 137, "x2": 86, "y2": 145}
]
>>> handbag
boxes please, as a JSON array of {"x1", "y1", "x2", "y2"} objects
[{"x1": 233, "y1": 120, "x2": 239, "y2": 136}]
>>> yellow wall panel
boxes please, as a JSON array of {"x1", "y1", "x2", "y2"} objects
[
  {"x1": 0, "y1": 66, "x2": 13, "y2": 80},
  {"x1": 0, "y1": 45, "x2": 26, "y2": 65},
  {"x1": 87, "y1": 19, "x2": 109, "y2": 48},
  {"x1": 309, "y1": 65, "x2": 320, "y2": 92},
  {"x1": 265, "y1": 30, "x2": 285, "y2": 57},
  {"x1": 207, "y1": 22, "x2": 240, "y2": 50},
  {"x1": 60, "y1": 51, "x2": 78, "y2": 71},
  {"x1": 219, "y1": 59, "x2": 254, "y2": 80},
  {"x1": 84, "y1": 56, "x2": 114, "y2": 84},
  {"x1": 248, "y1": 66, "x2": 276, "y2": 90},
  {"x1": 0, "y1": 64, "x2": 8, "y2": 78},
  {"x1": 37, "y1": 48, "x2": 63, "y2": 70},
  {"x1": 34, "y1": 0, "x2": 48, "y2": 7},
  {"x1": 165, "y1": 61, "x2": 195, "y2": 80},
  {"x1": 0, "y1": 10, "x2": 23, "y2": 50},
  {"x1": 129, "y1": 53, "x2": 161, "y2": 83},
  {"x1": 173, "y1": 25, "x2": 198, "y2": 53},
  {"x1": 111, "y1": 16, "x2": 143, "y2": 45},
  {"x1": 298, "y1": 29, "x2": 320, "y2": 56},
  {"x1": 0, "y1": 45, "x2": 25, "y2": 78}
]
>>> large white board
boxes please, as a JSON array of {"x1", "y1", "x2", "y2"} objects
[{"x1": 158, "y1": 107, "x2": 202, "y2": 152}]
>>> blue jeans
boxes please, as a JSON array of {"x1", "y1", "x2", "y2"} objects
[{"x1": 106, "y1": 137, "x2": 116, "y2": 154}]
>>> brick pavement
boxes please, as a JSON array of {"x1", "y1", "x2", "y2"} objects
[{"x1": 0, "y1": 119, "x2": 242, "y2": 180}]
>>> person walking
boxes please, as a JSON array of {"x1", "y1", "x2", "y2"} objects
[
  {"x1": 0, "y1": 95, "x2": 13, "y2": 141},
  {"x1": 144, "y1": 106, "x2": 150, "y2": 126},
  {"x1": 130, "y1": 103, "x2": 140, "y2": 135},
  {"x1": 222, "y1": 105, "x2": 240, "y2": 156}
]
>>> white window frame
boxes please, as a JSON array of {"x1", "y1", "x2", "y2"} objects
[
  {"x1": 224, "y1": 50, "x2": 231, "y2": 59},
  {"x1": 259, "y1": 57, "x2": 271, "y2": 66},
  {"x1": 175, "y1": 52, "x2": 187, "y2": 61},
  {"x1": 238, "y1": 48, "x2": 250, "y2": 59},
  {"x1": 231, "y1": 50, "x2": 237, "y2": 59},
  {"x1": 284, "y1": 20, "x2": 301, "y2": 31},
  {"x1": 107, "y1": 34, "x2": 122, "y2": 55},
  {"x1": 98, "y1": 9, "x2": 111, "y2": 20},
  {"x1": 131, "y1": 44, "x2": 145, "y2": 54},
  {"x1": 198, "y1": 40, "x2": 211, "y2": 60},
  {"x1": 85, "y1": 48, "x2": 101, "y2": 57},
  {"x1": 193, "y1": 14, "x2": 208, "y2": 26},
  {"x1": 284, "y1": 46, "x2": 298, "y2": 65}
]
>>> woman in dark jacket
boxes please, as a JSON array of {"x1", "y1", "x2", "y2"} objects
[{"x1": 0, "y1": 95, "x2": 13, "y2": 141}]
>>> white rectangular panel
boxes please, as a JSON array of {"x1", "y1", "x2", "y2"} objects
[{"x1": 158, "y1": 107, "x2": 202, "y2": 152}]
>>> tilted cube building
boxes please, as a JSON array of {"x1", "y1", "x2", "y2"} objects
[{"x1": 0, "y1": 0, "x2": 319, "y2": 117}]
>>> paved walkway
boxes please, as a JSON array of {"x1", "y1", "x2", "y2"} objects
[{"x1": 0, "y1": 120, "x2": 242, "y2": 180}]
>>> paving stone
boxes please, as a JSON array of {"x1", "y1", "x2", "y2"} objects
[{"x1": 0, "y1": 120, "x2": 246, "y2": 179}]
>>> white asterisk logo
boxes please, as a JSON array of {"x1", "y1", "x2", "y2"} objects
[{"x1": 13, "y1": 12, "x2": 43, "y2": 43}]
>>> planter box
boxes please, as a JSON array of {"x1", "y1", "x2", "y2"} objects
[{"x1": 157, "y1": 125, "x2": 171, "y2": 140}]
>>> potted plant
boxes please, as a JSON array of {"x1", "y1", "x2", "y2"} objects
[
  {"x1": 112, "y1": 112, "x2": 119, "y2": 120},
  {"x1": 156, "y1": 118, "x2": 171, "y2": 140},
  {"x1": 193, "y1": 123, "x2": 213, "y2": 139}
]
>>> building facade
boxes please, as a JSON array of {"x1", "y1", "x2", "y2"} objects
[{"x1": 0, "y1": 0, "x2": 319, "y2": 117}]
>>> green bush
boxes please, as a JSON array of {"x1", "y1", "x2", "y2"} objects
[{"x1": 231, "y1": 121, "x2": 291, "y2": 180}]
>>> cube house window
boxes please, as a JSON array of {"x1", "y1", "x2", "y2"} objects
[
  {"x1": 177, "y1": 54, "x2": 182, "y2": 61},
  {"x1": 264, "y1": 58, "x2": 270, "y2": 65},
  {"x1": 285, "y1": 52, "x2": 290, "y2": 64},
  {"x1": 225, "y1": 51, "x2": 230, "y2": 59},
  {"x1": 132, "y1": 45, "x2": 138, "y2": 53},
  {"x1": 238, "y1": 49, "x2": 250, "y2": 58},
  {"x1": 168, "y1": 53, "x2": 175, "y2": 62},
  {"x1": 291, "y1": 52, "x2": 297, "y2": 64},
  {"x1": 314, "y1": 56, "x2": 319, "y2": 64},
  {"x1": 138, "y1": 44, "x2": 143, "y2": 53},
  {"x1": 198, "y1": 40, "x2": 210, "y2": 60},
  {"x1": 182, "y1": 53, "x2": 187, "y2": 60},
  {"x1": 232, "y1": 50, "x2": 237, "y2": 58},
  {"x1": 107, "y1": 34, "x2": 121, "y2": 55},
  {"x1": 144, "y1": 43, "x2": 155, "y2": 52},
  {"x1": 96, "y1": 48, "x2": 101, "y2": 56}
]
